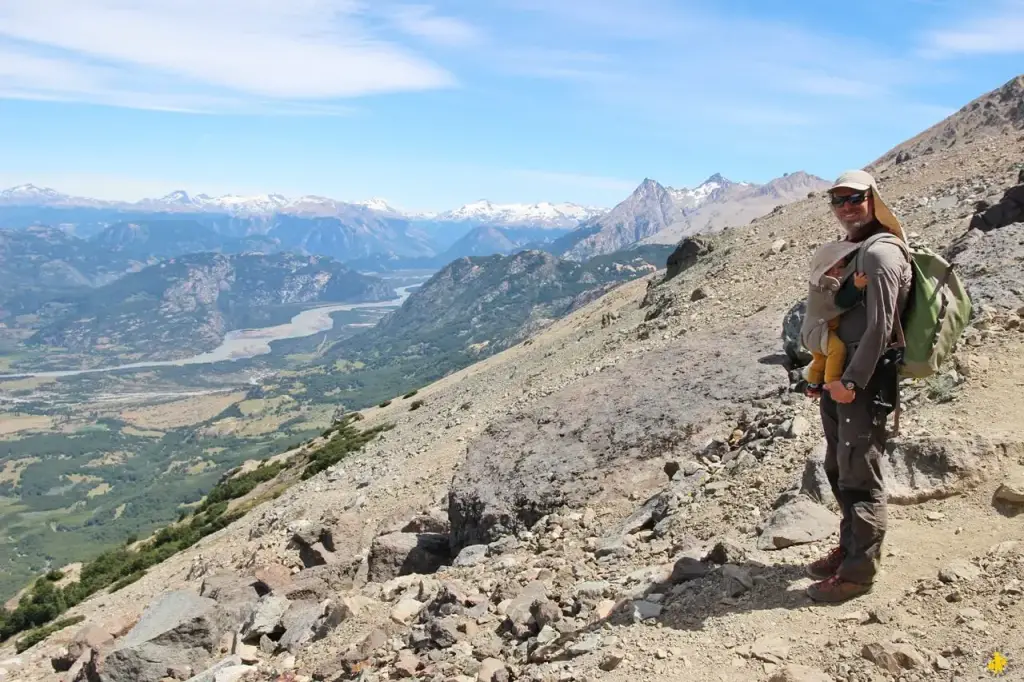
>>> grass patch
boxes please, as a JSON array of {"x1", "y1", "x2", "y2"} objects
[{"x1": 15, "y1": 615, "x2": 85, "y2": 653}]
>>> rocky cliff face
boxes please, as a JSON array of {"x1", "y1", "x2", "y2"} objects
[{"x1": 29, "y1": 253, "x2": 395, "y2": 360}]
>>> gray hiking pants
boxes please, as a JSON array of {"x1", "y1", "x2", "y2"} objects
[{"x1": 819, "y1": 382, "x2": 888, "y2": 584}]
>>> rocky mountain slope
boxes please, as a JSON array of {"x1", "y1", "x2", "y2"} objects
[
  {"x1": 871, "y1": 73, "x2": 1023, "y2": 172},
  {"x1": 3, "y1": 76, "x2": 1024, "y2": 682},
  {"x1": 0, "y1": 226, "x2": 139, "y2": 317},
  {"x1": 556, "y1": 172, "x2": 830, "y2": 260},
  {"x1": 322, "y1": 246, "x2": 672, "y2": 385},
  {"x1": 28, "y1": 253, "x2": 396, "y2": 361}
]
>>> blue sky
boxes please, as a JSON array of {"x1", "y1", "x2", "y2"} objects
[{"x1": 0, "y1": 0, "x2": 1021, "y2": 212}]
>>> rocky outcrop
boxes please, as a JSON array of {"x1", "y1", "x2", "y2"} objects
[
  {"x1": 951, "y1": 221, "x2": 1024, "y2": 311},
  {"x1": 969, "y1": 184, "x2": 1024, "y2": 232},
  {"x1": 781, "y1": 299, "x2": 811, "y2": 367},
  {"x1": 447, "y1": 320, "x2": 789, "y2": 552},
  {"x1": 367, "y1": 532, "x2": 451, "y2": 583},
  {"x1": 663, "y1": 235, "x2": 713, "y2": 283},
  {"x1": 101, "y1": 590, "x2": 226, "y2": 682},
  {"x1": 882, "y1": 435, "x2": 998, "y2": 504}
]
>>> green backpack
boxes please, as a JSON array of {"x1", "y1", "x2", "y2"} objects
[{"x1": 855, "y1": 232, "x2": 973, "y2": 379}]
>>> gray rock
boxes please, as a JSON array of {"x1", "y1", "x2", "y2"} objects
[
  {"x1": 789, "y1": 416, "x2": 811, "y2": 438},
  {"x1": 287, "y1": 520, "x2": 337, "y2": 568},
  {"x1": 632, "y1": 600, "x2": 663, "y2": 620},
  {"x1": 722, "y1": 565, "x2": 754, "y2": 597},
  {"x1": 663, "y1": 236, "x2": 713, "y2": 284},
  {"x1": 995, "y1": 469, "x2": 1024, "y2": 505},
  {"x1": 503, "y1": 582, "x2": 548, "y2": 638},
  {"x1": 199, "y1": 573, "x2": 261, "y2": 606},
  {"x1": 757, "y1": 496, "x2": 837, "y2": 550},
  {"x1": 181, "y1": 656, "x2": 243, "y2": 682},
  {"x1": 573, "y1": 581, "x2": 611, "y2": 601},
  {"x1": 453, "y1": 544, "x2": 489, "y2": 568},
  {"x1": 401, "y1": 509, "x2": 451, "y2": 534},
  {"x1": 277, "y1": 599, "x2": 347, "y2": 653},
  {"x1": 287, "y1": 519, "x2": 325, "y2": 547},
  {"x1": 939, "y1": 559, "x2": 982, "y2": 583},
  {"x1": 367, "y1": 532, "x2": 451, "y2": 583},
  {"x1": 968, "y1": 185, "x2": 1024, "y2": 233},
  {"x1": 446, "y1": 323, "x2": 789, "y2": 551},
  {"x1": 776, "y1": 439, "x2": 835, "y2": 511},
  {"x1": 951, "y1": 220, "x2": 1024, "y2": 310},
  {"x1": 103, "y1": 590, "x2": 225, "y2": 682},
  {"x1": 781, "y1": 300, "x2": 811, "y2": 367},
  {"x1": 240, "y1": 595, "x2": 289, "y2": 642},
  {"x1": 883, "y1": 435, "x2": 996, "y2": 504}
]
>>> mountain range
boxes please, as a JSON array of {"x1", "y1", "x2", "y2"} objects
[
  {"x1": 0, "y1": 185, "x2": 601, "y2": 230},
  {"x1": 556, "y1": 172, "x2": 831, "y2": 260},
  {"x1": 25, "y1": 252, "x2": 396, "y2": 361}
]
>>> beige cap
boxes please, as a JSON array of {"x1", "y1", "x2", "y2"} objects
[{"x1": 829, "y1": 169, "x2": 906, "y2": 243}]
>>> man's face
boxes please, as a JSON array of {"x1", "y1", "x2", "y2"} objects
[{"x1": 830, "y1": 186, "x2": 874, "y2": 233}]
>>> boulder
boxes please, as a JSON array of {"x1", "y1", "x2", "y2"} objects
[
  {"x1": 287, "y1": 520, "x2": 338, "y2": 568},
  {"x1": 775, "y1": 439, "x2": 835, "y2": 511},
  {"x1": 995, "y1": 468, "x2": 1024, "y2": 505},
  {"x1": 102, "y1": 590, "x2": 227, "y2": 682},
  {"x1": 950, "y1": 221, "x2": 1024, "y2": 311},
  {"x1": 447, "y1": 322, "x2": 788, "y2": 551},
  {"x1": 781, "y1": 300, "x2": 811, "y2": 367},
  {"x1": 968, "y1": 185, "x2": 1024, "y2": 232},
  {"x1": 199, "y1": 573, "x2": 263, "y2": 631},
  {"x1": 367, "y1": 532, "x2": 451, "y2": 583},
  {"x1": 882, "y1": 436, "x2": 994, "y2": 504},
  {"x1": 240, "y1": 595, "x2": 290, "y2": 642},
  {"x1": 757, "y1": 496, "x2": 837, "y2": 550},
  {"x1": 277, "y1": 599, "x2": 348, "y2": 653},
  {"x1": 400, "y1": 509, "x2": 451, "y2": 534}
]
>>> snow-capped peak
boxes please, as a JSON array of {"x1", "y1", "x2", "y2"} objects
[
  {"x1": 439, "y1": 200, "x2": 604, "y2": 228},
  {"x1": 353, "y1": 197, "x2": 398, "y2": 214},
  {"x1": 0, "y1": 184, "x2": 67, "y2": 201}
]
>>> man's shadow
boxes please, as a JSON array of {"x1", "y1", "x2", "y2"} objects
[{"x1": 534, "y1": 547, "x2": 845, "y2": 664}]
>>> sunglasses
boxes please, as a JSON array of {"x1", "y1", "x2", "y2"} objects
[{"x1": 829, "y1": 191, "x2": 870, "y2": 207}]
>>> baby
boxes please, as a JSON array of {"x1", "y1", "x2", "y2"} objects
[{"x1": 799, "y1": 241, "x2": 869, "y2": 398}]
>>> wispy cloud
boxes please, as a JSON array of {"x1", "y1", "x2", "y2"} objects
[
  {"x1": 0, "y1": 0, "x2": 463, "y2": 113},
  {"x1": 920, "y1": 0, "x2": 1024, "y2": 56},
  {"x1": 386, "y1": 4, "x2": 483, "y2": 47}
]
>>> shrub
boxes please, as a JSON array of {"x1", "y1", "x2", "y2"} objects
[
  {"x1": 45, "y1": 570, "x2": 64, "y2": 582},
  {"x1": 14, "y1": 615, "x2": 84, "y2": 653},
  {"x1": 402, "y1": 389, "x2": 418, "y2": 399},
  {"x1": 378, "y1": 400, "x2": 392, "y2": 408},
  {"x1": 409, "y1": 400, "x2": 424, "y2": 411}
]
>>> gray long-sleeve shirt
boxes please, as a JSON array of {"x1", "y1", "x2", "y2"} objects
[{"x1": 835, "y1": 231, "x2": 912, "y2": 389}]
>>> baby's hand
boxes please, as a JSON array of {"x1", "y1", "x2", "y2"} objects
[{"x1": 854, "y1": 272, "x2": 868, "y2": 289}]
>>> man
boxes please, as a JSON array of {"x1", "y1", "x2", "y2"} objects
[{"x1": 804, "y1": 169, "x2": 912, "y2": 603}]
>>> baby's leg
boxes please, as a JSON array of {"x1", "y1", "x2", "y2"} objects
[
  {"x1": 807, "y1": 351, "x2": 826, "y2": 385},
  {"x1": 823, "y1": 330, "x2": 847, "y2": 384}
]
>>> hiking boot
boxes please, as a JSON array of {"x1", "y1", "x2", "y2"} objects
[
  {"x1": 806, "y1": 574, "x2": 872, "y2": 603},
  {"x1": 806, "y1": 546, "x2": 845, "y2": 580}
]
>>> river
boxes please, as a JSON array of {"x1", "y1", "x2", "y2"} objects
[{"x1": 0, "y1": 284, "x2": 418, "y2": 380}]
